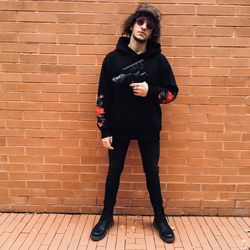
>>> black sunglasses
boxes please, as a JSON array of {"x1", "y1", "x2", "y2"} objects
[{"x1": 135, "y1": 17, "x2": 155, "y2": 31}]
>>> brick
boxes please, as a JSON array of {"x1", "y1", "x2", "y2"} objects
[
  {"x1": 216, "y1": 17, "x2": 250, "y2": 26},
  {"x1": 192, "y1": 67, "x2": 230, "y2": 77},
  {"x1": 17, "y1": 12, "x2": 57, "y2": 22},
  {"x1": 187, "y1": 158, "x2": 221, "y2": 167},
  {"x1": 184, "y1": 192, "x2": 218, "y2": 199},
  {"x1": 0, "y1": 12, "x2": 16, "y2": 21},
  {"x1": 25, "y1": 130, "x2": 60, "y2": 138},
  {"x1": 192, "y1": 87, "x2": 228, "y2": 96},
  {"x1": 188, "y1": 141, "x2": 223, "y2": 150},
  {"x1": 37, "y1": 23, "x2": 78, "y2": 34},
  {"x1": 205, "y1": 150, "x2": 240, "y2": 159},
  {"x1": 222, "y1": 176, "x2": 250, "y2": 183},
  {"x1": 212, "y1": 58, "x2": 249, "y2": 67},
  {"x1": 9, "y1": 155, "x2": 43, "y2": 163},
  {"x1": 58, "y1": 55, "x2": 96, "y2": 65},
  {"x1": 211, "y1": 77, "x2": 247, "y2": 86},
  {"x1": 189, "y1": 124, "x2": 224, "y2": 132},
  {"x1": 201, "y1": 200, "x2": 235, "y2": 208},
  {"x1": 168, "y1": 166, "x2": 202, "y2": 175},
  {"x1": 19, "y1": 55, "x2": 57, "y2": 64},
  {"x1": 29, "y1": 197, "x2": 61, "y2": 205},
  {"x1": 203, "y1": 184, "x2": 236, "y2": 192},
  {"x1": 197, "y1": 6, "x2": 235, "y2": 15},
  {"x1": 45, "y1": 156, "x2": 80, "y2": 164},
  {"x1": 220, "y1": 192, "x2": 249, "y2": 199},
  {"x1": 236, "y1": 201, "x2": 250, "y2": 208},
  {"x1": 41, "y1": 65, "x2": 76, "y2": 74},
  {"x1": 194, "y1": 47, "x2": 231, "y2": 57},
  {"x1": 243, "y1": 134, "x2": 250, "y2": 141},
  {"x1": 168, "y1": 184, "x2": 200, "y2": 191},
  {"x1": 9, "y1": 172, "x2": 43, "y2": 180},
  {"x1": 7, "y1": 120, "x2": 41, "y2": 129},
  {"x1": 237, "y1": 6, "x2": 250, "y2": 15},
  {"x1": 196, "y1": 27, "x2": 234, "y2": 37},
  {"x1": 168, "y1": 199, "x2": 200, "y2": 208},
  {"x1": 79, "y1": 45, "x2": 113, "y2": 55},
  {"x1": 0, "y1": 34, "x2": 18, "y2": 42},
  {"x1": 237, "y1": 185, "x2": 250, "y2": 192},
  {"x1": 78, "y1": 24, "x2": 118, "y2": 34},
  {"x1": 3, "y1": 64, "x2": 40, "y2": 73},
  {"x1": 231, "y1": 68, "x2": 250, "y2": 77},
  {"x1": 0, "y1": 1, "x2": 36, "y2": 11},
  {"x1": 186, "y1": 176, "x2": 220, "y2": 183},
  {"x1": 235, "y1": 27, "x2": 250, "y2": 37},
  {"x1": 1, "y1": 43, "x2": 37, "y2": 53},
  {"x1": 37, "y1": 2, "x2": 77, "y2": 12},
  {"x1": 28, "y1": 181, "x2": 61, "y2": 189},
  {"x1": 217, "y1": 0, "x2": 249, "y2": 4},
  {"x1": 203, "y1": 167, "x2": 238, "y2": 176},
  {"x1": 239, "y1": 167, "x2": 250, "y2": 175},
  {"x1": 19, "y1": 34, "x2": 57, "y2": 43},
  {"x1": 173, "y1": 57, "x2": 210, "y2": 67},
  {"x1": 174, "y1": 16, "x2": 214, "y2": 26},
  {"x1": 174, "y1": 37, "x2": 211, "y2": 47}
]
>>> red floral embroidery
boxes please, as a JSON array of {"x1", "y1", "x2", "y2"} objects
[
  {"x1": 162, "y1": 91, "x2": 174, "y2": 104},
  {"x1": 96, "y1": 95, "x2": 106, "y2": 128},
  {"x1": 158, "y1": 91, "x2": 174, "y2": 104},
  {"x1": 96, "y1": 107, "x2": 105, "y2": 116}
]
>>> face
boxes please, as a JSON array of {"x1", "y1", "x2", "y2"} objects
[{"x1": 131, "y1": 16, "x2": 154, "y2": 43}]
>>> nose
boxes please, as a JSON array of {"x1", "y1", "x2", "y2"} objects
[{"x1": 141, "y1": 21, "x2": 147, "y2": 30}]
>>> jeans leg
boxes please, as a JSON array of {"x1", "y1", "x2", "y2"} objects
[
  {"x1": 102, "y1": 138, "x2": 130, "y2": 216},
  {"x1": 138, "y1": 139, "x2": 165, "y2": 217}
]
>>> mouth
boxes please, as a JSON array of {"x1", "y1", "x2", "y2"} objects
[{"x1": 137, "y1": 31, "x2": 146, "y2": 36}]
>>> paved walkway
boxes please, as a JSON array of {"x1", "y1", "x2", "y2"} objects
[{"x1": 0, "y1": 213, "x2": 249, "y2": 249}]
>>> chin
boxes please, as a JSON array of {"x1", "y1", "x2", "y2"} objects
[{"x1": 133, "y1": 35, "x2": 147, "y2": 43}]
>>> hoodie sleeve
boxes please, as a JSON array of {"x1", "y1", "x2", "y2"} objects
[
  {"x1": 96, "y1": 56, "x2": 113, "y2": 138},
  {"x1": 147, "y1": 55, "x2": 178, "y2": 104}
]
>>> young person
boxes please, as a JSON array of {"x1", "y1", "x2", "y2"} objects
[{"x1": 91, "y1": 4, "x2": 179, "y2": 243}]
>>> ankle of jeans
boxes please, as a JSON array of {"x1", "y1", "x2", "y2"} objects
[
  {"x1": 101, "y1": 207, "x2": 114, "y2": 218},
  {"x1": 153, "y1": 207, "x2": 165, "y2": 219}
]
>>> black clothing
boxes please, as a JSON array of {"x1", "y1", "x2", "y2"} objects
[
  {"x1": 93, "y1": 36, "x2": 178, "y2": 243},
  {"x1": 153, "y1": 216, "x2": 175, "y2": 243},
  {"x1": 96, "y1": 36, "x2": 178, "y2": 139},
  {"x1": 90, "y1": 215, "x2": 114, "y2": 241},
  {"x1": 102, "y1": 138, "x2": 164, "y2": 217}
]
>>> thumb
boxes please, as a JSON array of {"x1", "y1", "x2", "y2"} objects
[{"x1": 109, "y1": 136, "x2": 113, "y2": 144}]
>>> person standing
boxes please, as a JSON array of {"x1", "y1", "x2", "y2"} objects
[{"x1": 91, "y1": 4, "x2": 179, "y2": 243}]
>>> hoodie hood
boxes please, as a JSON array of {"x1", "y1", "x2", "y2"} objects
[{"x1": 115, "y1": 36, "x2": 161, "y2": 59}]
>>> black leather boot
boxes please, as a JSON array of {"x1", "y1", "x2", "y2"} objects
[
  {"x1": 153, "y1": 216, "x2": 175, "y2": 243},
  {"x1": 90, "y1": 215, "x2": 114, "y2": 241}
]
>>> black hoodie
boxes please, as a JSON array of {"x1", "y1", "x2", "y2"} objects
[{"x1": 96, "y1": 37, "x2": 179, "y2": 140}]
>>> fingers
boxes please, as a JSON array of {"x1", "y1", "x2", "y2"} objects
[
  {"x1": 130, "y1": 83, "x2": 141, "y2": 95},
  {"x1": 102, "y1": 136, "x2": 114, "y2": 150},
  {"x1": 129, "y1": 82, "x2": 146, "y2": 88},
  {"x1": 130, "y1": 82, "x2": 148, "y2": 97}
]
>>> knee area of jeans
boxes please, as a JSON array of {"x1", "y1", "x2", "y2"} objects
[
  {"x1": 144, "y1": 166, "x2": 159, "y2": 176},
  {"x1": 107, "y1": 166, "x2": 124, "y2": 175}
]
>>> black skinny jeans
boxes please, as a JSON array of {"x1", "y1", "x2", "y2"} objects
[{"x1": 102, "y1": 137, "x2": 165, "y2": 218}]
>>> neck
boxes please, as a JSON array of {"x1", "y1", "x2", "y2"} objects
[{"x1": 128, "y1": 36, "x2": 147, "y2": 54}]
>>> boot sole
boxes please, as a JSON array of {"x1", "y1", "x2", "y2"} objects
[
  {"x1": 153, "y1": 222, "x2": 175, "y2": 244},
  {"x1": 90, "y1": 220, "x2": 114, "y2": 241}
]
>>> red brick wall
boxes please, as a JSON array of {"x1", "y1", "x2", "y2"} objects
[{"x1": 0, "y1": 1, "x2": 249, "y2": 216}]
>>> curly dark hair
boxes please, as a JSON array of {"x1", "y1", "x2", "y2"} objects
[{"x1": 122, "y1": 11, "x2": 161, "y2": 44}]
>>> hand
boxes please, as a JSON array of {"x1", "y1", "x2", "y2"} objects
[
  {"x1": 130, "y1": 82, "x2": 148, "y2": 97},
  {"x1": 102, "y1": 136, "x2": 114, "y2": 150}
]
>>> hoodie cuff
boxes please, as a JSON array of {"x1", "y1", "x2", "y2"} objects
[
  {"x1": 147, "y1": 85, "x2": 160, "y2": 100},
  {"x1": 100, "y1": 129, "x2": 112, "y2": 138}
]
